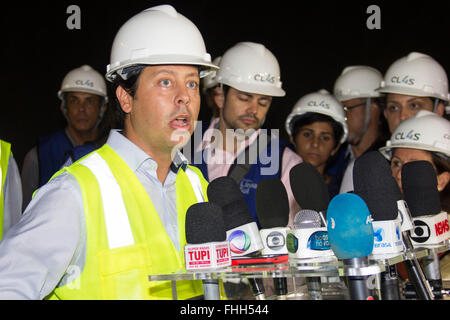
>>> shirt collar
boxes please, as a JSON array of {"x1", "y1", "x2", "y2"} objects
[
  {"x1": 106, "y1": 129, "x2": 188, "y2": 174},
  {"x1": 199, "y1": 117, "x2": 261, "y2": 155}
]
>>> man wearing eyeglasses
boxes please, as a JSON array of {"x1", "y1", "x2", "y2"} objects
[{"x1": 332, "y1": 65, "x2": 389, "y2": 193}]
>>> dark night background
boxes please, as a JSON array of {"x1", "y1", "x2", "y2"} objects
[{"x1": 1, "y1": 0, "x2": 450, "y2": 170}]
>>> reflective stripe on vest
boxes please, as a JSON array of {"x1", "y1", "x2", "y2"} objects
[
  {"x1": 0, "y1": 141, "x2": 11, "y2": 239},
  {"x1": 80, "y1": 153, "x2": 134, "y2": 249},
  {"x1": 80, "y1": 153, "x2": 205, "y2": 250}
]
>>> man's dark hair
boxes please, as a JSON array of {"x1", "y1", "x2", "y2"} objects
[{"x1": 111, "y1": 65, "x2": 146, "y2": 127}]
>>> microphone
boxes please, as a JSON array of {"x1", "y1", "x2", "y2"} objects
[
  {"x1": 255, "y1": 178, "x2": 290, "y2": 256},
  {"x1": 353, "y1": 151, "x2": 404, "y2": 257},
  {"x1": 255, "y1": 178, "x2": 290, "y2": 300},
  {"x1": 327, "y1": 193, "x2": 375, "y2": 300},
  {"x1": 207, "y1": 176, "x2": 266, "y2": 300},
  {"x1": 353, "y1": 151, "x2": 403, "y2": 300},
  {"x1": 403, "y1": 161, "x2": 450, "y2": 246},
  {"x1": 185, "y1": 202, "x2": 232, "y2": 300},
  {"x1": 289, "y1": 162, "x2": 329, "y2": 222},
  {"x1": 402, "y1": 161, "x2": 449, "y2": 299},
  {"x1": 287, "y1": 210, "x2": 334, "y2": 260},
  {"x1": 207, "y1": 177, "x2": 264, "y2": 257},
  {"x1": 289, "y1": 209, "x2": 335, "y2": 300},
  {"x1": 288, "y1": 162, "x2": 334, "y2": 300}
]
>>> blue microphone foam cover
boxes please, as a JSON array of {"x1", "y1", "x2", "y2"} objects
[{"x1": 327, "y1": 193, "x2": 374, "y2": 259}]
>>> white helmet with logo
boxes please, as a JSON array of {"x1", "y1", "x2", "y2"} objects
[
  {"x1": 285, "y1": 89, "x2": 348, "y2": 144},
  {"x1": 379, "y1": 110, "x2": 450, "y2": 159},
  {"x1": 333, "y1": 66, "x2": 383, "y2": 102},
  {"x1": 58, "y1": 65, "x2": 108, "y2": 103},
  {"x1": 377, "y1": 52, "x2": 449, "y2": 102},
  {"x1": 216, "y1": 42, "x2": 285, "y2": 97},
  {"x1": 202, "y1": 56, "x2": 222, "y2": 94},
  {"x1": 105, "y1": 5, "x2": 218, "y2": 82}
]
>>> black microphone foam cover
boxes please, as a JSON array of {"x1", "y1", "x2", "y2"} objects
[
  {"x1": 207, "y1": 176, "x2": 254, "y2": 230},
  {"x1": 402, "y1": 161, "x2": 442, "y2": 217},
  {"x1": 255, "y1": 178, "x2": 289, "y2": 228},
  {"x1": 185, "y1": 202, "x2": 226, "y2": 244},
  {"x1": 353, "y1": 151, "x2": 401, "y2": 221},
  {"x1": 289, "y1": 162, "x2": 329, "y2": 213}
]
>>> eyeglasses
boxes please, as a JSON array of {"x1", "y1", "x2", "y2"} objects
[{"x1": 343, "y1": 102, "x2": 366, "y2": 112}]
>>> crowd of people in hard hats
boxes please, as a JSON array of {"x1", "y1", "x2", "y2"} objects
[{"x1": 0, "y1": 4, "x2": 447, "y2": 299}]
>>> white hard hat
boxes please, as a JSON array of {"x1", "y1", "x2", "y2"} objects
[
  {"x1": 379, "y1": 110, "x2": 450, "y2": 159},
  {"x1": 105, "y1": 5, "x2": 218, "y2": 82},
  {"x1": 333, "y1": 66, "x2": 383, "y2": 102},
  {"x1": 285, "y1": 89, "x2": 348, "y2": 144},
  {"x1": 58, "y1": 65, "x2": 108, "y2": 103},
  {"x1": 216, "y1": 42, "x2": 285, "y2": 97},
  {"x1": 377, "y1": 52, "x2": 449, "y2": 102},
  {"x1": 202, "y1": 56, "x2": 222, "y2": 94}
]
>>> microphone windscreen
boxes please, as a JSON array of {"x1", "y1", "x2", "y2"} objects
[
  {"x1": 402, "y1": 161, "x2": 442, "y2": 217},
  {"x1": 327, "y1": 193, "x2": 374, "y2": 259},
  {"x1": 289, "y1": 162, "x2": 329, "y2": 213},
  {"x1": 293, "y1": 209, "x2": 323, "y2": 229},
  {"x1": 207, "y1": 176, "x2": 254, "y2": 230},
  {"x1": 255, "y1": 178, "x2": 289, "y2": 228},
  {"x1": 185, "y1": 202, "x2": 226, "y2": 244},
  {"x1": 353, "y1": 151, "x2": 401, "y2": 221}
]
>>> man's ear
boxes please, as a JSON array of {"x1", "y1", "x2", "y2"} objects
[
  {"x1": 116, "y1": 86, "x2": 132, "y2": 114},
  {"x1": 331, "y1": 143, "x2": 342, "y2": 157},
  {"x1": 437, "y1": 171, "x2": 450, "y2": 192}
]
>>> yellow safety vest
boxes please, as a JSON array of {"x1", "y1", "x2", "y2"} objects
[
  {"x1": 0, "y1": 140, "x2": 11, "y2": 239},
  {"x1": 45, "y1": 144, "x2": 210, "y2": 299}
]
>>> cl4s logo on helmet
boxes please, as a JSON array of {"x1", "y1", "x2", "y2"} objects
[
  {"x1": 307, "y1": 100, "x2": 330, "y2": 109},
  {"x1": 253, "y1": 73, "x2": 276, "y2": 84},
  {"x1": 390, "y1": 75, "x2": 415, "y2": 86},
  {"x1": 395, "y1": 130, "x2": 421, "y2": 141},
  {"x1": 75, "y1": 79, "x2": 94, "y2": 88}
]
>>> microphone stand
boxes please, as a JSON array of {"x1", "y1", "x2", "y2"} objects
[
  {"x1": 402, "y1": 232, "x2": 434, "y2": 300},
  {"x1": 343, "y1": 257, "x2": 373, "y2": 300},
  {"x1": 203, "y1": 279, "x2": 221, "y2": 300},
  {"x1": 248, "y1": 278, "x2": 266, "y2": 300}
]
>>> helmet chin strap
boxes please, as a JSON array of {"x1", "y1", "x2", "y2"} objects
[
  {"x1": 432, "y1": 98, "x2": 439, "y2": 113},
  {"x1": 355, "y1": 97, "x2": 372, "y2": 145}
]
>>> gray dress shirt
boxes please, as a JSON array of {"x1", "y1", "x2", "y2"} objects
[
  {"x1": 3, "y1": 154, "x2": 22, "y2": 233},
  {"x1": 0, "y1": 130, "x2": 188, "y2": 299}
]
